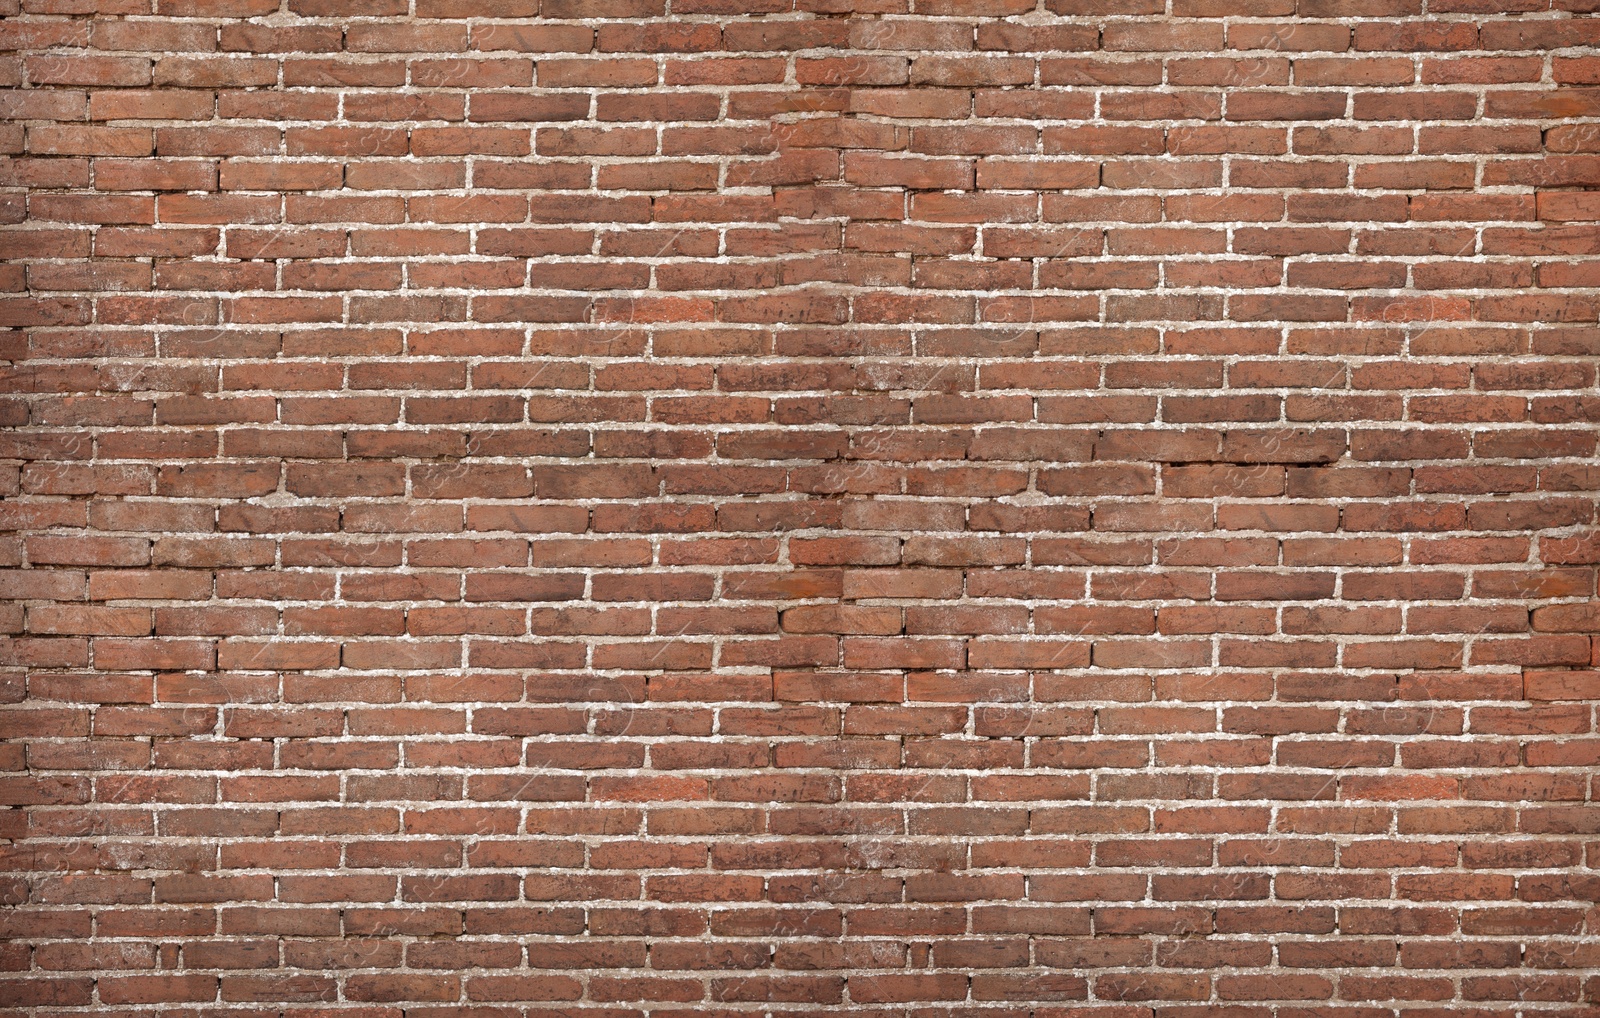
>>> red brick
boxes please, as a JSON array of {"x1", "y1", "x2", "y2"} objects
[{"x1": 0, "y1": 5, "x2": 1592, "y2": 1010}]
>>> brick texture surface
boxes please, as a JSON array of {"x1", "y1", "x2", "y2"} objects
[{"x1": 3, "y1": 0, "x2": 1600, "y2": 1012}]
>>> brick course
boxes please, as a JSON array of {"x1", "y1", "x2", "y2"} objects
[{"x1": 3, "y1": 0, "x2": 1600, "y2": 1012}]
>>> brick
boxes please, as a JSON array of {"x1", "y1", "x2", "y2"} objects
[{"x1": 0, "y1": 4, "x2": 1593, "y2": 1011}]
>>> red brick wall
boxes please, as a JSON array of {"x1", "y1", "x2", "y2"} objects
[{"x1": 4, "y1": 0, "x2": 1600, "y2": 1012}]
